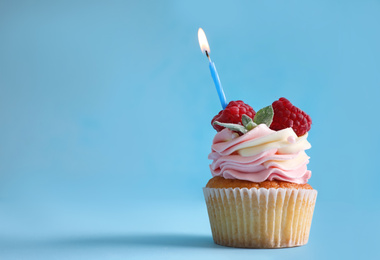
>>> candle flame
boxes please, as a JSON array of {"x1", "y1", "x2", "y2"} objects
[{"x1": 198, "y1": 28, "x2": 210, "y2": 54}]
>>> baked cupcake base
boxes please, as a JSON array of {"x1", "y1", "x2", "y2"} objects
[{"x1": 203, "y1": 186, "x2": 317, "y2": 248}]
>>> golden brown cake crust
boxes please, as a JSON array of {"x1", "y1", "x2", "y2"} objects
[{"x1": 206, "y1": 176, "x2": 313, "y2": 190}]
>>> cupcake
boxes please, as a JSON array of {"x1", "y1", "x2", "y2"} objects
[{"x1": 203, "y1": 98, "x2": 317, "y2": 248}]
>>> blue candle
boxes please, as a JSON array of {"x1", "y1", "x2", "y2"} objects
[
  {"x1": 198, "y1": 28, "x2": 228, "y2": 109},
  {"x1": 209, "y1": 59, "x2": 227, "y2": 109}
]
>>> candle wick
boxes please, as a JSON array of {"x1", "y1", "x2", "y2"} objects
[{"x1": 205, "y1": 50, "x2": 211, "y2": 61}]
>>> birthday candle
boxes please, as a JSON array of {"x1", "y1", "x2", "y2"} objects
[{"x1": 198, "y1": 28, "x2": 228, "y2": 109}]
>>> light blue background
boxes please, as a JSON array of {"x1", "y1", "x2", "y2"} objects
[{"x1": 1, "y1": 0, "x2": 379, "y2": 259}]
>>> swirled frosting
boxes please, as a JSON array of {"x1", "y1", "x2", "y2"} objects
[{"x1": 208, "y1": 124, "x2": 311, "y2": 184}]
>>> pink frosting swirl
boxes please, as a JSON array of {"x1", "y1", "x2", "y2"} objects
[{"x1": 208, "y1": 124, "x2": 311, "y2": 184}]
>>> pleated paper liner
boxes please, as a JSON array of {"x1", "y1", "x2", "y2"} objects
[{"x1": 203, "y1": 187, "x2": 317, "y2": 248}]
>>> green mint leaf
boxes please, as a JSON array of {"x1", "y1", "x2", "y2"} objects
[
  {"x1": 242, "y1": 114, "x2": 257, "y2": 130},
  {"x1": 245, "y1": 121, "x2": 257, "y2": 131},
  {"x1": 242, "y1": 114, "x2": 253, "y2": 127},
  {"x1": 253, "y1": 105, "x2": 274, "y2": 127},
  {"x1": 213, "y1": 121, "x2": 248, "y2": 134}
]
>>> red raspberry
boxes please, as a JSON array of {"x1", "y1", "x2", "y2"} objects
[
  {"x1": 270, "y1": 97, "x2": 312, "y2": 136},
  {"x1": 211, "y1": 101, "x2": 256, "y2": 132}
]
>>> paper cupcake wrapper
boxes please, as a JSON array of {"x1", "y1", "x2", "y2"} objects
[{"x1": 203, "y1": 187, "x2": 317, "y2": 248}]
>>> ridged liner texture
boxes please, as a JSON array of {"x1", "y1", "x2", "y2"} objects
[{"x1": 203, "y1": 187, "x2": 317, "y2": 248}]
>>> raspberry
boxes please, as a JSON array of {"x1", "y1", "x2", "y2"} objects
[
  {"x1": 270, "y1": 97, "x2": 312, "y2": 136},
  {"x1": 211, "y1": 101, "x2": 256, "y2": 132}
]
